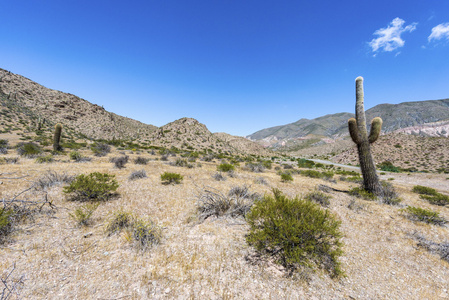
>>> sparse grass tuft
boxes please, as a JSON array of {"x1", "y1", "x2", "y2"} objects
[
  {"x1": 412, "y1": 185, "x2": 437, "y2": 196},
  {"x1": 69, "y1": 202, "x2": 100, "y2": 226},
  {"x1": 129, "y1": 169, "x2": 147, "y2": 181},
  {"x1": 34, "y1": 171, "x2": 75, "y2": 190},
  {"x1": 91, "y1": 142, "x2": 111, "y2": 157},
  {"x1": 304, "y1": 190, "x2": 331, "y2": 207},
  {"x1": 110, "y1": 155, "x2": 129, "y2": 169},
  {"x1": 35, "y1": 155, "x2": 54, "y2": 164},
  {"x1": 196, "y1": 185, "x2": 260, "y2": 221},
  {"x1": 132, "y1": 219, "x2": 162, "y2": 250},
  {"x1": 134, "y1": 156, "x2": 149, "y2": 165},
  {"x1": 348, "y1": 187, "x2": 376, "y2": 201},
  {"x1": 106, "y1": 210, "x2": 134, "y2": 235},
  {"x1": 212, "y1": 172, "x2": 227, "y2": 181}
]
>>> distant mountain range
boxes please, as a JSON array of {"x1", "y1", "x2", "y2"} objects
[{"x1": 247, "y1": 98, "x2": 449, "y2": 147}]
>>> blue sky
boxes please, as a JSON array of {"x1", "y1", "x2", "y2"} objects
[{"x1": 1, "y1": 1, "x2": 449, "y2": 136}]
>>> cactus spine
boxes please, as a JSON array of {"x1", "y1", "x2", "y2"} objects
[
  {"x1": 348, "y1": 77, "x2": 383, "y2": 195},
  {"x1": 53, "y1": 123, "x2": 63, "y2": 151}
]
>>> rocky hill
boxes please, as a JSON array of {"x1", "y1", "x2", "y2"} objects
[
  {"x1": 248, "y1": 99, "x2": 449, "y2": 148},
  {"x1": 0, "y1": 68, "x2": 270, "y2": 156},
  {"x1": 0, "y1": 68, "x2": 157, "y2": 141}
]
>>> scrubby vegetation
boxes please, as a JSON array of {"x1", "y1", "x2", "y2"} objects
[
  {"x1": 246, "y1": 189, "x2": 344, "y2": 277},
  {"x1": 401, "y1": 206, "x2": 447, "y2": 225},
  {"x1": 63, "y1": 172, "x2": 119, "y2": 201},
  {"x1": 161, "y1": 172, "x2": 183, "y2": 185}
]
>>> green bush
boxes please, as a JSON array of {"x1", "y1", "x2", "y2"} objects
[
  {"x1": 217, "y1": 163, "x2": 235, "y2": 172},
  {"x1": 246, "y1": 189, "x2": 344, "y2": 277},
  {"x1": 280, "y1": 173, "x2": 293, "y2": 182},
  {"x1": 63, "y1": 172, "x2": 119, "y2": 201},
  {"x1": 161, "y1": 172, "x2": 183, "y2": 185},
  {"x1": 35, "y1": 155, "x2": 54, "y2": 163},
  {"x1": 412, "y1": 185, "x2": 437, "y2": 196},
  {"x1": 401, "y1": 206, "x2": 447, "y2": 225},
  {"x1": 69, "y1": 150, "x2": 82, "y2": 161},
  {"x1": 297, "y1": 159, "x2": 315, "y2": 169},
  {"x1": 378, "y1": 161, "x2": 401, "y2": 173},
  {"x1": 420, "y1": 194, "x2": 449, "y2": 206},
  {"x1": 16, "y1": 142, "x2": 42, "y2": 157},
  {"x1": 348, "y1": 187, "x2": 376, "y2": 200},
  {"x1": 300, "y1": 170, "x2": 322, "y2": 178},
  {"x1": 0, "y1": 208, "x2": 14, "y2": 243},
  {"x1": 69, "y1": 202, "x2": 100, "y2": 226}
]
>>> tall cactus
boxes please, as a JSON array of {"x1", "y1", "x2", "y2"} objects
[
  {"x1": 53, "y1": 123, "x2": 63, "y2": 151},
  {"x1": 348, "y1": 77, "x2": 383, "y2": 195}
]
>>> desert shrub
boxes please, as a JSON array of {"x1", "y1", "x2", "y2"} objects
[
  {"x1": 0, "y1": 208, "x2": 14, "y2": 243},
  {"x1": 217, "y1": 163, "x2": 235, "y2": 172},
  {"x1": 35, "y1": 155, "x2": 54, "y2": 164},
  {"x1": 254, "y1": 177, "x2": 268, "y2": 185},
  {"x1": 379, "y1": 181, "x2": 402, "y2": 205},
  {"x1": 16, "y1": 142, "x2": 41, "y2": 157},
  {"x1": 304, "y1": 191, "x2": 331, "y2": 207},
  {"x1": 378, "y1": 161, "x2": 401, "y2": 173},
  {"x1": 132, "y1": 219, "x2": 162, "y2": 250},
  {"x1": 335, "y1": 170, "x2": 359, "y2": 176},
  {"x1": 339, "y1": 176, "x2": 362, "y2": 183},
  {"x1": 161, "y1": 172, "x2": 183, "y2": 185},
  {"x1": 0, "y1": 157, "x2": 19, "y2": 164},
  {"x1": 170, "y1": 158, "x2": 193, "y2": 168},
  {"x1": 0, "y1": 139, "x2": 8, "y2": 147},
  {"x1": 110, "y1": 155, "x2": 129, "y2": 169},
  {"x1": 0, "y1": 147, "x2": 7, "y2": 154},
  {"x1": 300, "y1": 170, "x2": 322, "y2": 178},
  {"x1": 412, "y1": 185, "x2": 437, "y2": 196},
  {"x1": 212, "y1": 172, "x2": 227, "y2": 181},
  {"x1": 401, "y1": 206, "x2": 447, "y2": 225},
  {"x1": 69, "y1": 202, "x2": 100, "y2": 226},
  {"x1": 348, "y1": 187, "x2": 376, "y2": 201},
  {"x1": 69, "y1": 150, "x2": 82, "y2": 161},
  {"x1": 246, "y1": 189, "x2": 344, "y2": 277},
  {"x1": 244, "y1": 162, "x2": 265, "y2": 173},
  {"x1": 106, "y1": 210, "x2": 134, "y2": 235},
  {"x1": 283, "y1": 164, "x2": 294, "y2": 169},
  {"x1": 297, "y1": 158, "x2": 315, "y2": 169},
  {"x1": 91, "y1": 142, "x2": 111, "y2": 157},
  {"x1": 420, "y1": 194, "x2": 449, "y2": 206},
  {"x1": 63, "y1": 172, "x2": 119, "y2": 201},
  {"x1": 34, "y1": 171, "x2": 74, "y2": 190},
  {"x1": 134, "y1": 156, "x2": 149, "y2": 165},
  {"x1": 160, "y1": 154, "x2": 168, "y2": 161},
  {"x1": 413, "y1": 233, "x2": 449, "y2": 263},
  {"x1": 196, "y1": 185, "x2": 260, "y2": 221},
  {"x1": 129, "y1": 169, "x2": 147, "y2": 181},
  {"x1": 280, "y1": 172, "x2": 293, "y2": 183}
]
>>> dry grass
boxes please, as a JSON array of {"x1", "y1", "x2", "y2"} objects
[{"x1": 1, "y1": 147, "x2": 449, "y2": 299}]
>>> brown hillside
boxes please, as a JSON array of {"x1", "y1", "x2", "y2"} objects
[
  {"x1": 333, "y1": 133, "x2": 449, "y2": 173},
  {"x1": 0, "y1": 68, "x2": 157, "y2": 140}
]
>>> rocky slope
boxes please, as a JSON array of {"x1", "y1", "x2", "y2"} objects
[{"x1": 0, "y1": 68, "x2": 157, "y2": 140}]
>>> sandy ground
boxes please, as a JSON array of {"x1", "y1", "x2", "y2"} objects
[{"x1": 1, "y1": 149, "x2": 449, "y2": 299}]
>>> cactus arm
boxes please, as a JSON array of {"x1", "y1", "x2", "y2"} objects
[
  {"x1": 348, "y1": 118, "x2": 361, "y2": 144},
  {"x1": 368, "y1": 117, "x2": 383, "y2": 143},
  {"x1": 53, "y1": 123, "x2": 62, "y2": 151}
]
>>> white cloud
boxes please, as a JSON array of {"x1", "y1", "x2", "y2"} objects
[
  {"x1": 369, "y1": 17, "x2": 417, "y2": 54},
  {"x1": 428, "y1": 23, "x2": 449, "y2": 42}
]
